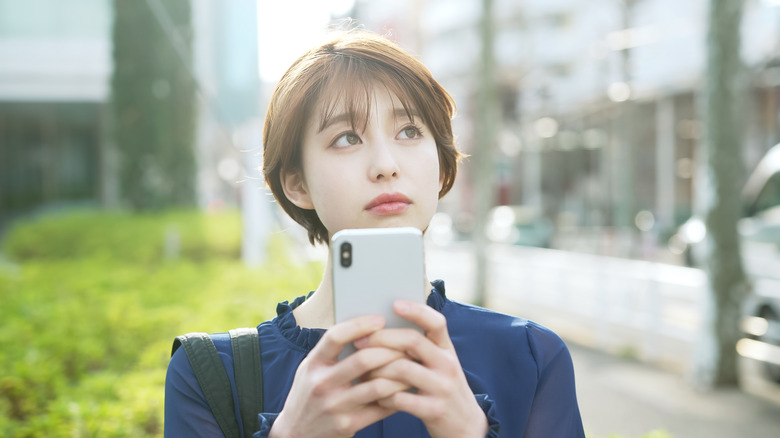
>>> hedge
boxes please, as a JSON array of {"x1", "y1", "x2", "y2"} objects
[{"x1": 0, "y1": 210, "x2": 321, "y2": 437}]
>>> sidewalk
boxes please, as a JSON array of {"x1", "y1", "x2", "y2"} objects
[{"x1": 569, "y1": 343, "x2": 780, "y2": 438}]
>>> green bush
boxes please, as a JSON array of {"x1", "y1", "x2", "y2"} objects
[
  {"x1": 0, "y1": 210, "x2": 322, "y2": 437},
  {"x1": 2, "y1": 209, "x2": 243, "y2": 263}
]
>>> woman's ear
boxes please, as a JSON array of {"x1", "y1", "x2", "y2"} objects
[{"x1": 281, "y1": 170, "x2": 314, "y2": 210}]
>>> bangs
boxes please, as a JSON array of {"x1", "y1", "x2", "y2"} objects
[{"x1": 315, "y1": 56, "x2": 422, "y2": 134}]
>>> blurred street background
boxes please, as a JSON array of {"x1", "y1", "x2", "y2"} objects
[{"x1": 3, "y1": 0, "x2": 780, "y2": 436}]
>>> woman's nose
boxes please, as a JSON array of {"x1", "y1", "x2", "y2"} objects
[{"x1": 368, "y1": 141, "x2": 400, "y2": 181}]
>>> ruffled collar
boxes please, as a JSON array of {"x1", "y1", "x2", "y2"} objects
[{"x1": 272, "y1": 280, "x2": 448, "y2": 350}]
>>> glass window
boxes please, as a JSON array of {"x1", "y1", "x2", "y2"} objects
[
  {"x1": 753, "y1": 171, "x2": 780, "y2": 214},
  {"x1": 0, "y1": 102, "x2": 100, "y2": 222}
]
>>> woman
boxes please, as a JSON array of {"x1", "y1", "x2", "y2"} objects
[{"x1": 165, "y1": 29, "x2": 585, "y2": 438}]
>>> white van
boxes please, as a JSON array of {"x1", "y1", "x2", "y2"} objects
[
  {"x1": 737, "y1": 144, "x2": 780, "y2": 383},
  {"x1": 672, "y1": 144, "x2": 780, "y2": 383}
]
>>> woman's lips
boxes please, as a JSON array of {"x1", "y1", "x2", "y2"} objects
[{"x1": 365, "y1": 193, "x2": 412, "y2": 215}]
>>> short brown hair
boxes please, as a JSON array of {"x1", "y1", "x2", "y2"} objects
[{"x1": 262, "y1": 30, "x2": 462, "y2": 245}]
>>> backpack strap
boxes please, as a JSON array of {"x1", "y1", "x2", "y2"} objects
[
  {"x1": 229, "y1": 328, "x2": 264, "y2": 438},
  {"x1": 172, "y1": 332, "x2": 241, "y2": 438}
]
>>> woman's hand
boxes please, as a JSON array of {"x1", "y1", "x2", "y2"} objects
[
  {"x1": 354, "y1": 301, "x2": 489, "y2": 438},
  {"x1": 270, "y1": 315, "x2": 411, "y2": 438}
]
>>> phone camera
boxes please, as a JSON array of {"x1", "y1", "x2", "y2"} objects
[{"x1": 340, "y1": 242, "x2": 352, "y2": 267}]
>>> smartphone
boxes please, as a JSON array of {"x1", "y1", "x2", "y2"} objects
[{"x1": 332, "y1": 227, "x2": 426, "y2": 358}]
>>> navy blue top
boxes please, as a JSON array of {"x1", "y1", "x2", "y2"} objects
[{"x1": 165, "y1": 281, "x2": 585, "y2": 437}]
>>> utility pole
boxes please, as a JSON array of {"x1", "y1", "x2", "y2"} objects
[
  {"x1": 613, "y1": 0, "x2": 636, "y2": 255},
  {"x1": 693, "y1": 0, "x2": 747, "y2": 388},
  {"x1": 473, "y1": 0, "x2": 498, "y2": 307}
]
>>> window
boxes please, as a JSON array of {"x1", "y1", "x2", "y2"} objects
[{"x1": 753, "y1": 171, "x2": 780, "y2": 215}]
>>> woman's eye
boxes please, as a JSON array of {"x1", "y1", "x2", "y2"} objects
[
  {"x1": 399, "y1": 126, "x2": 421, "y2": 140},
  {"x1": 333, "y1": 132, "x2": 361, "y2": 147}
]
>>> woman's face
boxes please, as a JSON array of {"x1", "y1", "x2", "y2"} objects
[{"x1": 283, "y1": 88, "x2": 443, "y2": 242}]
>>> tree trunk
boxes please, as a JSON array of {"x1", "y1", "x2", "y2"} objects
[{"x1": 693, "y1": 0, "x2": 748, "y2": 388}]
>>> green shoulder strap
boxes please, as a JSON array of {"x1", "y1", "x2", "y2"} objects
[
  {"x1": 172, "y1": 332, "x2": 241, "y2": 438},
  {"x1": 229, "y1": 328, "x2": 264, "y2": 438},
  {"x1": 171, "y1": 329, "x2": 263, "y2": 438}
]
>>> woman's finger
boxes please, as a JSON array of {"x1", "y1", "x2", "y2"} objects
[
  {"x1": 344, "y1": 376, "x2": 411, "y2": 405},
  {"x1": 377, "y1": 388, "x2": 439, "y2": 418},
  {"x1": 393, "y1": 300, "x2": 453, "y2": 348},
  {"x1": 310, "y1": 315, "x2": 386, "y2": 362},
  {"x1": 367, "y1": 357, "x2": 444, "y2": 395},
  {"x1": 343, "y1": 403, "x2": 399, "y2": 433},
  {"x1": 328, "y1": 347, "x2": 406, "y2": 386},
  {"x1": 355, "y1": 328, "x2": 437, "y2": 364},
  {"x1": 356, "y1": 325, "x2": 464, "y2": 375}
]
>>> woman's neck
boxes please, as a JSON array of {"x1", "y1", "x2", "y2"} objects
[
  {"x1": 292, "y1": 248, "x2": 433, "y2": 330},
  {"x1": 292, "y1": 255, "x2": 336, "y2": 329}
]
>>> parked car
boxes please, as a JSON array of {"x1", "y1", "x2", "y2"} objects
[{"x1": 670, "y1": 144, "x2": 780, "y2": 382}]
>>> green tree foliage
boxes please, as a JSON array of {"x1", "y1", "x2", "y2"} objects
[{"x1": 111, "y1": 0, "x2": 197, "y2": 210}]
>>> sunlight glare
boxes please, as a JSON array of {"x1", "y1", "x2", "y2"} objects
[{"x1": 257, "y1": 0, "x2": 355, "y2": 82}]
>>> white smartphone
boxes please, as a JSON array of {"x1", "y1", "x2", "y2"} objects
[{"x1": 331, "y1": 227, "x2": 426, "y2": 358}]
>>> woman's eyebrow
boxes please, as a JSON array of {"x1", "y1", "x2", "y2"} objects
[
  {"x1": 318, "y1": 113, "x2": 351, "y2": 133},
  {"x1": 391, "y1": 107, "x2": 420, "y2": 121},
  {"x1": 317, "y1": 107, "x2": 420, "y2": 133}
]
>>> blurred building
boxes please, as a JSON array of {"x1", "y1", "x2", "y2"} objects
[
  {"x1": 358, "y1": 0, "x2": 780, "y2": 256},
  {"x1": 0, "y1": 0, "x2": 112, "y2": 226},
  {"x1": 0, "y1": 0, "x2": 257, "y2": 231}
]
